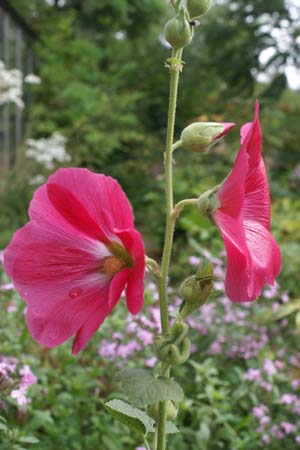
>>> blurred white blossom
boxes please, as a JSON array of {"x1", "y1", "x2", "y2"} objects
[
  {"x1": 0, "y1": 60, "x2": 42, "y2": 108},
  {"x1": 26, "y1": 133, "x2": 70, "y2": 169},
  {"x1": 0, "y1": 60, "x2": 23, "y2": 109},
  {"x1": 24, "y1": 73, "x2": 41, "y2": 85}
]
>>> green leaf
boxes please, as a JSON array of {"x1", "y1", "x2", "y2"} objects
[
  {"x1": 253, "y1": 300, "x2": 300, "y2": 324},
  {"x1": 115, "y1": 369, "x2": 184, "y2": 407},
  {"x1": 295, "y1": 310, "x2": 300, "y2": 331},
  {"x1": 166, "y1": 422, "x2": 179, "y2": 434},
  {"x1": 103, "y1": 399, "x2": 155, "y2": 435},
  {"x1": 272, "y1": 301, "x2": 300, "y2": 320}
]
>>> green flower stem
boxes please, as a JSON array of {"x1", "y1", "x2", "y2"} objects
[
  {"x1": 146, "y1": 256, "x2": 160, "y2": 277},
  {"x1": 153, "y1": 428, "x2": 158, "y2": 450},
  {"x1": 144, "y1": 438, "x2": 151, "y2": 450},
  {"x1": 158, "y1": 48, "x2": 182, "y2": 337},
  {"x1": 157, "y1": 48, "x2": 183, "y2": 450},
  {"x1": 156, "y1": 402, "x2": 167, "y2": 450},
  {"x1": 174, "y1": 198, "x2": 198, "y2": 212},
  {"x1": 171, "y1": 140, "x2": 182, "y2": 152}
]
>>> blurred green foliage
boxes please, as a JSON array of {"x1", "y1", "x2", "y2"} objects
[
  {"x1": 1, "y1": 1, "x2": 300, "y2": 447},
  {"x1": 2, "y1": 0, "x2": 300, "y2": 258}
]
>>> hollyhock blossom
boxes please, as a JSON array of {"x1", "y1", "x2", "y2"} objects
[
  {"x1": 3, "y1": 168, "x2": 145, "y2": 354},
  {"x1": 211, "y1": 101, "x2": 281, "y2": 302}
]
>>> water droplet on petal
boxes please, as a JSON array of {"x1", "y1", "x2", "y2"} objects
[{"x1": 69, "y1": 287, "x2": 83, "y2": 299}]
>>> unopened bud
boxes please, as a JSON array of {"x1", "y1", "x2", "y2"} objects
[
  {"x1": 147, "y1": 400, "x2": 178, "y2": 421},
  {"x1": 179, "y1": 263, "x2": 216, "y2": 318},
  {"x1": 165, "y1": 8, "x2": 193, "y2": 50},
  {"x1": 187, "y1": 0, "x2": 212, "y2": 19},
  {"x1": 197, "y1": 187, "x2": 220, "y2": 216},
  {"x1": 180, "y1": 122, "x2": 225, "y2": 153},
  {"x1": 154, "y1": 321, "x2": 190, "y2": 366},
  {"x1": 180, "y1": 275, "x2": 200, "y2": 303}
]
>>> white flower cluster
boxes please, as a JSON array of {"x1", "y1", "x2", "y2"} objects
[
  {"x1": 26, "y1": 132, "x2": 70, "y2": 169},
  {"x1": 0, "y1": 60, "x2": 41, "y2": 109},
  {"x1": 24, "y1": 73, "x2": 41, "y2": 85},
  {"x1": 0, "y1": 60, "x2": 24, "y2": 108}
]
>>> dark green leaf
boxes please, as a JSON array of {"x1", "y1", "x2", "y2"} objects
[
  {"x1": 103, "y1": 399, "x2": 155, "y2": 435},
  {"x1": 115, "y1": 369, "x2": 184, "y2": 407}
]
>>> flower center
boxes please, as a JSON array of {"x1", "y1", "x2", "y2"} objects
[{"x1": 103, "y1": 256, "x2": 127, "y2": 277}]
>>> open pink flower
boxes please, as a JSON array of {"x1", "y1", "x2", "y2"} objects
[
  {"x1": 212, "y1": 101, "x2": 281, "y2": 302},
  {"x1": 3, "y1": 168, "x2": 145, "y2": 354}
]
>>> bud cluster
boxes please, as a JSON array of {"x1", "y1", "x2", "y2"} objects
[
  {"x1": 154, "y1": 321, "x2": 190, "y2": 366},
  {"x1": 165, "y1": 1, "x2": 212, "y2": 52}
]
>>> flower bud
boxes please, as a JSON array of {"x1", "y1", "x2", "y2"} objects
[
  {"x1": 154, "y1": 321, "x2": 190, "y2": 366},
  {"x1": 180, "y1": 122, "x2": 225, "y2": 153},
  {"x1": 179, "y1": 263, "x2": 216, "y2": 318},
  {"x1": 164, "y1": 8, "x2": 193, "y2": 50},
  {"x1": 147, "y1": 400, "x2": 178, "y2": 421},
  {"x1": 155, "y1": 338, "x2": 191, "y2": 366},
  {"x1": 187, "y1": 0, "x2": 212, "y2": 19},
  {"x1": 197, "y1": 187, "x2": 220, "y2": 216}
]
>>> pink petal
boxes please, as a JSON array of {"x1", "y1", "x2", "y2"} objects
[
  {"x1": 217, "y1": 122, "x2": 235, "y2": 139},
  {"x1": 30, "y1": 168, "x2": 134, "y2": 230},
  {"x1": 242, "y1": 103, "x2": 270, "y2": 229},
  {"x1": 47, "y1": 183, "x2": 109, "y2": 242},
  {"x1": 26, "y1": 284, "x2": 109, "y2": 349},
  {"x1": 3, "y1": 221, "x2": 110, "y2": 306},
  {"x1": 115, "y1": 228, "x2": 145, "y2": 314},
  {"x1": 213, "y1": 101, "x2": 281, "y2": 302},
  {"x1": 217, "y1": 145, "x2": 248, "y2": 219},
  {"x1": 108, "y1": 268, "x2": 130, "y2": 309},
  {"x1": 243, "y1": 159, "x2": 270, "y2": 229},
  {"x1": 244, "y1": 220, "x2": 281, "y2": 299},
  {"x1": 72, "y1": 302, "x2": 110, "y2": 354},
  {"x1": 214, "y1": 210, "x2": 250, "y2": 302}
]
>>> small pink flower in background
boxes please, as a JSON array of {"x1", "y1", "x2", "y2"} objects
[
  {"x1": 262, "y1": 434, "x2": 270, "y2": 445},
  {"x1": 245, "y1": 368, "x2": 261, "y2": 382},
  {"x1": 20, "y1": 365, "x2": 37, "y2": 389},
  {"x1": 189, "y1": 256, "x2": 201, "y2": 266},
  {"x1": 213, "y1": 101, "x2": 281, "y2": 302},
  {"x1": 10, "y1": 365, "x2": 37, "y2": 408},
  {"x1": 0, "y1": 283, "x2": 14, "y2": 292},
  {"x1": 263, "y1": 359, "x2": 277, "y2": 376},
  {"x1": 145, "y1": 357, "x2": 157, "y2": 368},
  {"x1": 11, "y1": 388, "x2": 28, "y2": 407},
  {"x1": 280, "y1": 393, "x2": 297, "y2": 405},
  {"x1": 280, "y1": 421, "x2": 295, "y2": 434},
  {"x1": 252, "y1": 404, "x2": 269, "y2": 418},
  {"x1": 3, "y1": 168, "x2": 145, "y2": 354}
]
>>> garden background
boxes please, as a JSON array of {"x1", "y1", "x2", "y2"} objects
[{"x1": 1, "y1": 0, "x2": 300, "y2": 449}]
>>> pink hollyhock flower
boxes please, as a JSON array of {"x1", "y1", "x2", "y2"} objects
[
  {"x1": 212, "y1": 101, "x2": 281, "y2": 302},
  {"x1": 3, "y1": 168, "x2": 145, "y2": 354}
]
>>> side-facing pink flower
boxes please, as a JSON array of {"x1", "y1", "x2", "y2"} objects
[
  {"x1": 4, "y1": 168, "x2": 145, "y2": 354},
  {"x1": 212, "y1": 101, "x2": 281, "y2": 302}
]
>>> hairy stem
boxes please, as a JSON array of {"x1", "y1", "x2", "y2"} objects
[
  {"x1": 158, "y1": 48, "x2": 182, "y2": 337},
  {"x1": 156, "y1": 48, "x2": 183, "y2": 450}
]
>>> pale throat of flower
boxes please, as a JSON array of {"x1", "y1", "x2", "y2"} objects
[{"x1": 101, "y1": 241, "x2": 133, "y2": 278}]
